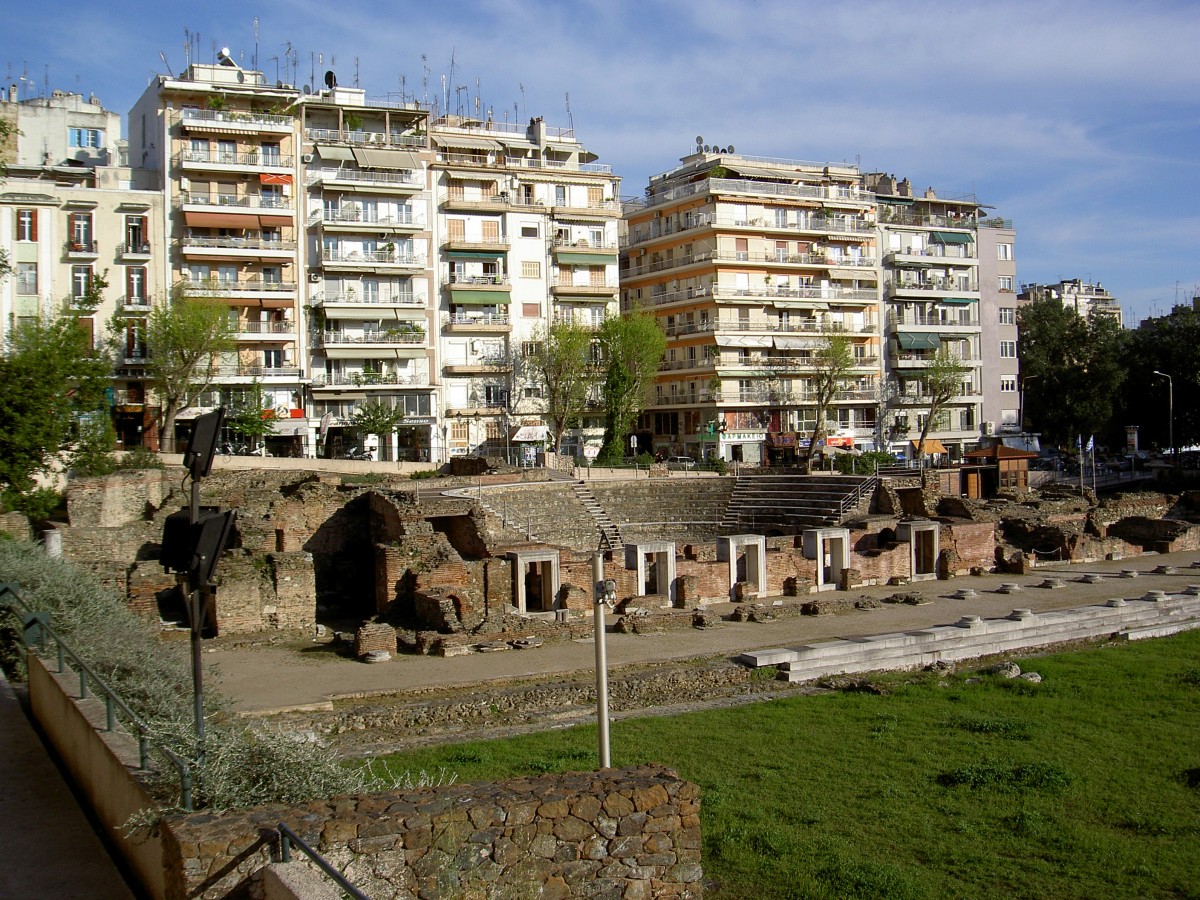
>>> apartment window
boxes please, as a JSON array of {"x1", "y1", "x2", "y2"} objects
[
  {"x1": 263, "y1": 349, "x2": 283, "y2": 369},
  {"x1": 16, "y1": 263, "x2": 37, "y2": 295},
  {"x1": 481, "y1": 220, "x2": 501, "y2": 242},
  {"x1": 998, "y1": 307, "x2": 1016, "y2": 325},
  {"x1": 589, "y1": 266, "x2": 605, "y2": 287},
  {"x1": 126, "y1": 267, "x2": 147, "y2": 302},
  {"x1": 451, "y1": 421, "x2": 469, "y2": 442},
  {"x1": 587, "y1": 186, "x2": 603, "y2": 207},
  {"x1": 999, "y1": 340, "x2": 1017, "y2": 358},
  {"x1": 69, "y1": 212, "x2": 94, "y2": 249},
  {"x1": 1000, "y1": 377, "x2": 1017, "y2": 392},
  {"x1": 998, "y1": 275, "x2": 1014, "y2": 292},
  {"x1": 521, "y1": 261, "x2": 541, "y2": 278},
  {"x1": 69, "y1": 127, "x2": 103, "y2": 148},
  {"x1": 997, "y1": 243, "x2": 1013, "y2": 261},
  {"x1": 16, "y1": 209, "x2": 37, "y2": 241},
  {"x1": 125, "y1": 215, "x2": 147, "y2": 251},
  {"x1": 520, "y1": 224, "x2": 538, "y2": 238},
  {"x1": 521, "y1": 341, "x2": 540, "y2": 358},
  {"x1": 447, "y1": 218, "x2": 465, "y2": 240},
  {"x1": 71, "y1": 265, "x2": 92, "y2": 300},
  {"x1": 554, "y1": 185, "x2": 567, "y2": 206},
  {"x1": 260, "y1": 141, "x2": 281, "y2": 165}
]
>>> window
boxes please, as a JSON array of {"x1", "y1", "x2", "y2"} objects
[
  {"x1": 451, "y1": 421, "x2": 469, "y2": 442},
  {"x1": 1000, "y1": 377, "x2": 1017, "y2": 392},
  {"x1": 999, "y1": 340, "x2": 1017, "y2": 358},
  {"x1": 125, "y1": 215, "x2": 147, "y2": 251},
  {"x1": 481, "y1": 220, "x2": 500, "y2": 242},
  {"x1": 587, "y1": 186, "x2": 603, "y2": 207},
  {"x1": 126, "y1": 267, "x2": 146, "y2": 302},
  {"x1": 554, "y1": 185, "x2": 567, "y2": 206},
  {"x1": 447, "y1": 218, "x2": 465, "y2": 240},
  {"x1": 521, "y1": 261, "x2": 541, "y2": 278},
  {"x1": 16, "y1": 209, "x2": 37, "y2": 241},
  {"x1": 520, "y1": 224, "x2": 538, "y2": 238},
  {"x1": 16, "y1": 263, "x2": 37, "y2": 295},
  {"x1": 68, "y1": 127, "x2": 102, "y2": 148},
  {"x1": 997, "y1": 243, "x2": 1013, "y2": 261},
  {"x1": 998, "y1": 307, "x2": 1016, "y2": 325},
  {"x1": 71, "y1": 265, "x2": 92, "y2": 300},
  {"x1": 69, "y1": 212, "x2": 93, "y2": 250},
  {"x1": 998, "y1": 275, "x2": 1014, "y2": 292},
  {"x1": 524, "y1": 386, "x2": 543, "y2": 399}
]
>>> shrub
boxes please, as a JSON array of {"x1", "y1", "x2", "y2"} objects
[
  {"x1": 408, "y1": 469, "x2": 442, "y2": 480},
  {"x1": 116, "y1": 446, "x2": 165, "y2": 471},
  {"x1": 1, "y1": 487, "x2": 65, "y2": 524}
]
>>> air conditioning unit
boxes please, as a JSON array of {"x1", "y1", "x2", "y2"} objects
[
  {"x1": 308, "y1": 273, "x2": 321, "y2": 283},
  {"x1": 301, "y1": 153, "x2": 314, "y2": 164},
  {"x1": 982, "y1": 421, "x2": 995, "y2": 435}
]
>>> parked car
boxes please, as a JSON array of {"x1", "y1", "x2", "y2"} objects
[{"x1": 666, "y1": 456, "x2": 697, "y2": 470}]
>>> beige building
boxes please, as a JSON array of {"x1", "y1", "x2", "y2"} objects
[
  {"x1": 0, "y1": 86, "x2": 165, "y2": 448},
  {"x1": 622, "y1": 151, "x2": 881, "y2": 464},
  {"x1": 976, "y1": 219, "x2": 1020, "y2": 433},
  {"x1": 1018, "y1": 278, "x2": 1123, "y2": 327}
]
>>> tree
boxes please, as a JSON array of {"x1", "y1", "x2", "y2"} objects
[
  {"x1": 521, "y1": 320, "x2": 598, "y2": 454},
  {"x1": 348, "y1": 400, "x2": 404, "y2": 460},
  {"x1": 802, "y1": 328, "x2": 856, "y2": 474},
  {"x1": 224, "y1": 380, "x2": 276, "y2": 452},
  {"x1": 913, "y1": 347, "x2": 969, "y2": 485},
  {"x1": 1018, "y1": 299, "x2": 1126, "y2": 446},
  {"x1": 143, "y1": 291, "x2": 236, "y2": 452},
  {"x1": 0, "y1": 316, "x2": 111, "y2": 495},
  {"x1": 1118, "y1": 303, "x2": 1200, "y2": 454},
  {"x1": 597, "y1": 311, "x2": 666, "y2": 460}
]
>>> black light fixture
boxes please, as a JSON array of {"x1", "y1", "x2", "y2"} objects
[{"x1": 183, "y1": 408, "x2": 224, "y2": 479}]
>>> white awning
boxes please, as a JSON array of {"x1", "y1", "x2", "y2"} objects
[
  {"x1": 774, "y1": 335, "x2": 821, "y2": 350},
  {"x1": 511, "y1": 425, "x2": 548, "y2": 442},
  {"x1": 351, "y1": 148, "x2": 420, "y2": 169},
  {"x1": 828, "y1": 267, "x2": 878, "y2": 282},
  {"x1": 434, "y1": 134, "x2": 501, "y2": 151},
  {"x1": 317, "y1": 144, "x2": 355, "y2": 162},
  {"x1": 715, "y1": 333, "x2": 773, "y2": 348}
]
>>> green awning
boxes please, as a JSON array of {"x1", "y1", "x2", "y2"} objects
[
  {"x1": 447, "y1": 250, "x2": 506, "y2": 259},
  {"x1": 930, "y1": 231, "x2": 972, "y2": 245},
  {"x1": 556, "y1": 252, "x2": 616, "y2": 266},
  {"x1": 897, "y1": 333, "x2": 941, "y2": 350},
  {"x1": 940, "y1": 296, "x2": 975, "y2": 305},
  {"x1": 451, "y1": 291, "x2": 511, "y2": 305}
]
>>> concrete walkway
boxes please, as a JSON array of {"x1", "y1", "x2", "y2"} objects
[
  {"x1": 0, "y1": 671, "x2": 136, "y2": 899},
  {"x1": 213, "y1": 549, "x2": 1200, "y2": 714}
]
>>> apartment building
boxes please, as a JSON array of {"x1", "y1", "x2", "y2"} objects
[
  {"x1": 431, "y1": 115, "x2": 620, "y2": 460},
  {"x1": 1018, "y1": 278, "x2": 1123, "y2": 327},
  {"x1": 622, "y1": 151, "x2": 881, "y2": 465},
  {"x1": 0, "y1": 87, "x2": 165, "y2": 448},
  {"x1": 870, "y1": 174, "x2": 984, "y2": 461},
  {"x1": 976, "y1": 219, "x2": 1020, "y2": 433}
]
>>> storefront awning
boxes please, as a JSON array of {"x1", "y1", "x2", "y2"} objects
[
  {"x1": 930, "y1": 231, "x2": 972, "y2": 245},
  {"x1": 556, "y1": 252, "x2": 617, "y2": 266},
  {"x1": 451, "y1": 291, "x2": 511, "y2": 305},
  {"x1": 352, "y1": 148, "x2": 420, "y2": 169},
  {"x1": 897, "y1": 333, "x2": 941, "y2": 350},
  {"x1": 913, "y1": 438, "x2": 948, "y2": 454}
]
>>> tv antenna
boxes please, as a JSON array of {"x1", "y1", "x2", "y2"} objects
[{"x1": 565, "y1": 92, "x2": 573, "y2": 131}]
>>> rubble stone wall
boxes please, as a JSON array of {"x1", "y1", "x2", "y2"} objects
[{"x1": 161, "y1": 765, "x2": 702, "y2": 900}]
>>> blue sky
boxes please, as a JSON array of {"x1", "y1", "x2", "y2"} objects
[{"x1": 6, "y1": 0, "x2": 1198, "y2": 324}]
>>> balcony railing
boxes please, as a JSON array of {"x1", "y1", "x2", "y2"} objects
[
  {"x1": 553, "y1": 279, "x2": 617, "y2": 291},
  {"x1": 891, "y1": 313, "x2": 980, "y2": 327},
  {"x1": 321, "y1": 250, "x2": 425, "y2": 267},
  {"x1": 311, "y1": 290, "x2": 425, "y2": 306},
  {"x1": 236, "y1": 321, "x2": 295, "y2": 335},
  {"x1": 312, "y1": 210, "x2": 424, "y2": 228},
  {"x1": 181, "y1": 107, "x2": 294, "y2": 130},
  {"x1": 304, "y1": 128, "x2": 428, "y2": 149},
  {"x1": 181, "y1": 236, "x2": 297, "y2": 252},
  {"x1": 178, "y1": 149, "x2": 293, "y2": 168},
  {"x1": 319, "y1": 330, "x2": 426, "y2": 346},
  {"x1": 886, "y1": 279, "x2": 978, "y2": 294},
  {"x1": 212, "y1": 365, "x2": 301, "y2": 378},
  {"x1": 180, "y1": 279, "x2": 297, "y2": 295},
  {"x1": 552, "y1": 237, "x2": 617, "y2": 251},
  {"x1": 179, "y1": 192, "x2": 294, "y2": 212},
  {"x1": 885, "y1": 246, "x2": 976, "y2": 263},
  {"x1": 306, "y1": 167, "x2": 424, "y2": 189},
  {"x1": 444, "y1": 313, "x2": 511, "y2": 327},
  {"x1": 434, "y1": 150, "x2": 612, "y2": 175},
  {"x1": 448, "y1": 273, "x2": 510, "y2": 286},
  {"x1": 117, "y1": 242, "x2": 152, "y2": 257},
  {"x1": 643, "y1": 175, "x2": 872, "y2": 210},
  {"x1": 713, "y1": 285, "x2": 877, "y2": 302},
  {"x1": 64, "y1": 240, "x2": 99, "y2": 255},
  {"x1": 310, "y1": 371, "x2": 428, "y2": 388}
]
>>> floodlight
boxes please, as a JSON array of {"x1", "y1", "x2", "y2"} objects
[{"x1": 183, "y1": 408, "x2": 225, "y2": 478}]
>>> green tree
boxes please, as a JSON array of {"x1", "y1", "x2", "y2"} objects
[
  {"x1": 349, "y1": 400, "x2": 404, "y2": 460},
  {"x1": 597, "y1": 311, "x2": 666, "y2": 460},
  {"x1": 1117, "y1": 303, "x2": 1200, "y2": 455},
  {"x1": 224, "y1": 380, "x2": 276, "y2": 452},
  {"x1": 802, "y1": 328, "x2": 856, "y2": 474},
  {"x1": 144, "y1": 290, "x2": 236, "y2": 452},
  {"x1": 521, "y1": 320, "x2": 598, "y2": 454},
  {"x1": 1018, "y1": 299, "x2": 1126, "y2": 446},
  {"x1": 0, "y1": 316, "x2": 111, "y2": 494},
  {"x1": 914, "y1": 347, "x2": 970, "y2": 485}
]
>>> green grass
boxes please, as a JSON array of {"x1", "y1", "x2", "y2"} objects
[{"x1": 361, "y1": 631, "x2": 1200, "y2": 899}]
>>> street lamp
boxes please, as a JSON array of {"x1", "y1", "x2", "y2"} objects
[{"x1": 1152, "y1": 370, "x2": 1174, "y2": 463}]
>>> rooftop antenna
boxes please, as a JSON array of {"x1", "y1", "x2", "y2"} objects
[
  {"x1": 421, "y1": 54, "x2": 429, "y2": 104},
  {"x1": 354, "y1": 56, "x2": 359, "y2": 88},
  {"x1": 447, "y1": 48, "x2": 456, "y2": 111},
  {"x1": 399, "y1": 74, "x2": 406, "y2": 103},
  {"x1": 253, "y1": 16, "x2": 259, "y2": 71},
  {"x1": 159, "y1": 51, "x2": 174, "y2": 77},
  {"x1": 184, "y1": 28, "x2": 191, "y2": 69},
  {"x1": 475, "y1": 77, "x2": 481, "y2": 118},
  {"x1": 565, "y1": 91, "x2": 573, "y2": 131},
  {"x1": 519, "y1": 82, "x2": 526, "y2": 120},
  {"x1": 455, "y1": 84, "x2": 467, "y2": 117}
]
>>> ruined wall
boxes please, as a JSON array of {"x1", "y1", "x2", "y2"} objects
[
  {"x1": 161, "y1": 765, "x2": 702, "y2": 900},
  {"x1": 65, "y1": 469, "x2": 173, "y2": 528}
]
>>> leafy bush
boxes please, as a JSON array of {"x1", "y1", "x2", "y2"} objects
[
  {"x1": 408, "y1": 469, "x2": 442, "y2": 480},
  {"x1": 116, "y1": 446, "x2": 165, "y2": 471},
  {"x1": 835, "y1": 450, "x2": 897, "y2": 475},
  {"x1": 66, "y1": 414, "x2": 119, "y2": 479},
  {"x1": 1, "y1": 487, "x2": 65, "y2": 524}
]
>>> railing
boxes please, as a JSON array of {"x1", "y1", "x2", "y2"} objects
[
  {"x1": 118, "y1": 242, "x2": 152, "y2": 256},
  {"x1": 236, "y1": 322, "x2": 295, "y2": 335},
  {"x1": 448, "y1": 273, "x2": 509, "y2": 285},
  {"x1": 553, "y1": 238, "x2": 617, "y2": 251},
  {"x1": 665, "y1": 318, "x2": 876, "y2": 337},
  {"x1": 179, "y1": 193, "x2": 294, "y2": 212},
  {"x1": 322, "y1": 250, "x2": 425, "y2": 267},
  {"x1": 838, "y1": 475, "x2": 878, "y2": 521},
  {"x1": 64, "y1": 240, "x2": 98, "y2": 254},
  {"x1": 305, "y1": 127, "x2": 427, "y2": 148},
  {"x1": 444, "y1": 313, "x2": 510, "y2": 327},
  {"x1": 275, "y1": 822, "x2": 370, "y2": 899},
  {"x1": 886, "y1": 279, "x2": 978, "y2": 294},
  {"x1": 885, "y1": 246, "x2": 975, "y2": 262},
  {"x1": 181, "y1": 107, "x2": 292, "y2": 129},
  {"x1": 319, "y1": 330, "x2": 425, "y2": 345},
  {"x1": 310, "y1": 372, "x2": 428, "y2": 388},
  {"x1": 178, "y1": 150, "x2": 293, "y2": 168},
  {"x1": 180, "y1": 279, "x2": 297, "y2": 294},
  {"x1": 181, "y1": 236, "x2": 298, "y2": 252},
  {"x1": 312, "y1": 211, "x2": 424, "y2": 228},
  {"x1": 713, "y1": 285, "x2": 877, "y2": 302},
  {"x1": 0, "y1": 583, "x2": 194, "y2": 810},
  {"x1": 311, "y1": 290, "x2": 425, "y2": 306},
  {"x1": 307, "y1": 167, "x2": 424, "y2": 188}
]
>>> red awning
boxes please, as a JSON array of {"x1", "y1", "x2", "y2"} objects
[{"x1": 259, "y1": 173, "x2": 293, "y2": 185}]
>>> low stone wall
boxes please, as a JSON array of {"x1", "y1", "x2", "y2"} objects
[{"x1": 162, "y1": 765, "x2": 702, "y2": 900}]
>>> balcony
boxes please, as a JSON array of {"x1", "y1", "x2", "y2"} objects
[
  {"x1": 310, "y1": 370, "x2": 430, "y2": 389},
  {"x1": 179, "y1": 192, "x2": 294, "y2": 228},
  {"x1": 552, "y1": 199, "x2": 621, "y2": 221},
  {"x1": 234, "y1": 321, "x2": 296, "y2": 341},
  {"x1": 433, "y1": 150, "x2": 612, "y2": 176},
  {"x1": 64, "y1": 240, "x2": 99, "y2": 259},
  {"x1": 179, "y1": 279, "x2": 297, "y2": 305},
  {"x1": 306, "y1": 167, "x2": 425, "y2": 192},
  {"x1": 177, "y1": 149, "x2": 294, "y2": 173},
  {"x1": 442, "y1": 313, "x2": 512, "y2": 333},
  {"x1": 890, "y1": 311, "x2": 980, "y2": 331},
  {"x1": 179, "y1": 235, "x2": 297, "y2": 259},
  {"x1": 304, "y1": 128, "x2": 428, "y2": 150},
  {"x1": 447, "y1": 273, "x2": 510, "y2": 288},
  {"x1": 442, "y1": 235, "x2": 511, "y2": 253},
  {"x1": 442, "y1": 357, "x2": 512, "y2": 375},
  {"x1": 120, "y1": 296, "x2": 153, "y2": 314},
  {"x1": 310, "y1": 290, "x2": 426, "y2": 310},
  {"x1": 309, "y1": 209, "x2": 426, "y2": 232},
  {"x1": 117, "y1": 242, "x2": 153, "y2": 261},
  {"x1": 886, "y1": 279, "x2": 979, "y2": 300},
  {"x1": 320, "y1": 249, "x2": 426, "y2": 271},
  {"x1": 318, "y1": 329, "x2": 427, "y2": 349},
  {"x1": 440, "y1": 192, "x2": 536, "y2": 212},
  {"x1": 551, "y1": 279, "x2": 617, "y2": 296},
  {"x1": 884, "y1": 246, "x2": 977, "y2": 267},
  {"x1": 643, "y1": 175, "x2": 872, "y2": 210},
  {"x1": 211, "y1": 365, "x2": 302, "y2": 380},
  {"x1": 180, "y1": 107, "x2": 295, "y2": 135},
  {"x1": 711, "y1": 284, "x2": 877, "y2": 304}
]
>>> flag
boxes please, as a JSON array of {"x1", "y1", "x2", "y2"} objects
[
  {"x1": 1076, "y1": 435, "x2": 1082, "y2": 449},
  {"x1": 1085, "y1": 435, "x2": 1094, "y2": 452}
]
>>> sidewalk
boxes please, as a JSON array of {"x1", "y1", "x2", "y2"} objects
[
  {"x1": 0, "y1": 671, "x2": 135, "y2": 899},
  {"x1": 213, "y1": 549, "x2": 1200, "y2": 714}
]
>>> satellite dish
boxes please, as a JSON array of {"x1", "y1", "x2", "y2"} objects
[
  {"x1": 703, "y1": 145, "x2": 711, "y2": 152},
  {"x1": 324, "y1": 70, "x2": 337, "y2": 90},
  {"x1": 696, "y1": 143, "x2": 704, "y2": 154},
  {"x1": 727, "y1": 145, "x2": 735, "y2": 153},
  {"x1": 303, "y1": 84, "x2": 312, "y2": 95},
  {"x1": 695, "y1": 135, "x2": 704, "y2": 144}
]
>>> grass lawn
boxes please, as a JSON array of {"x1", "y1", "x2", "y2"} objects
[{"x1": 363, "y1": 632, "x2": 1200, "y2": 899}]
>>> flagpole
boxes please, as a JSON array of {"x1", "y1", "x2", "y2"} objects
[{"x1": 1078, "y1": 436, "x2": 1084, "y2": 498}]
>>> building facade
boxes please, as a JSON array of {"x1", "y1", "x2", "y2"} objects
[
  {"x1": 976, "y1": 219, "x2": 1019, "y2": 433},
  {"x1": 1017, "y1": 278, "x2": 1123, "y2": 328}
]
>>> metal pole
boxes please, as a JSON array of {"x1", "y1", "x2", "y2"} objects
[
  {"x1": 187, "y1": 477, "x2": 206, "y2": 775},
  {"x1": 1155, "y1": 371, "x2": 1174, "y2": 464},
  {"x1": 592, "y1": 551, "x2": 611, "y2": 769}
]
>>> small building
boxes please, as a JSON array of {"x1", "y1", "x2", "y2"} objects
[{"x1": 962, "y1": 444, "x2": 1038, "y2": 496}]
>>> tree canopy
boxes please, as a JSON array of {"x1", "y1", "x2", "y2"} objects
[
  {"x1": 521, "y1": 320, "x2": 598, "y2": 453},
  {"x1": 1116, "y1": 303, "x2": 1200, "y2": 454},
  {"x1": 597, "y1": 311, "x2": 666, "y2": 460},
  {"x1": 1018, "y1": 299, "x2": 1126, "y2": 446},
  {"x1": 224, "y1": 381, "x2": 276, "y2": 450},
  {"x1": 348, "y1": 400, "x2": 405, "y2": 460}
]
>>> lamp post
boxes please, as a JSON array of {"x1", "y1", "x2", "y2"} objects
[
  {"x1": 1152, "y1": 370, "x2": 1174, "y2": 463},
  {"x1": 592, "y1": 551, "x2": 617, "y2": 768},
  {"x1": 1019, "y1": 374, "x2": 1040, "y2": 435}
]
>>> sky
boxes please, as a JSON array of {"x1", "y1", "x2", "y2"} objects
[{"x1": 5, "y1": 0, "x2": 1198, "y2": 325}]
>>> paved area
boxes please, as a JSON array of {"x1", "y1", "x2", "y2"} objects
[
  {"x1": 212, "y1": 549, "x2": 1200, "y2": 714},
  {"x1": 0, "y1": 671, "x2": 136, "y2": 899}
]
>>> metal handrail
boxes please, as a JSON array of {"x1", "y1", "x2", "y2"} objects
[
  {"x1": 276, "y1": 822, "x2": 370, "y2": 899},
  {"x1": 0, "y1": 583, "x2": 194, "y2": 810}
]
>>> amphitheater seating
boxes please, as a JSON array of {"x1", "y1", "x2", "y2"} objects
[{"x1": 720, "y1": 474, "x2": 876, "y2": 533}]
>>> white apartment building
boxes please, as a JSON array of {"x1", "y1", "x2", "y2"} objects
[
  {"x1": 1018, "y1": 278, "x2": 1123, "y2": 328},
  {"x1": 1, "y1": 86, "x2": 164, "y2": 448}
]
